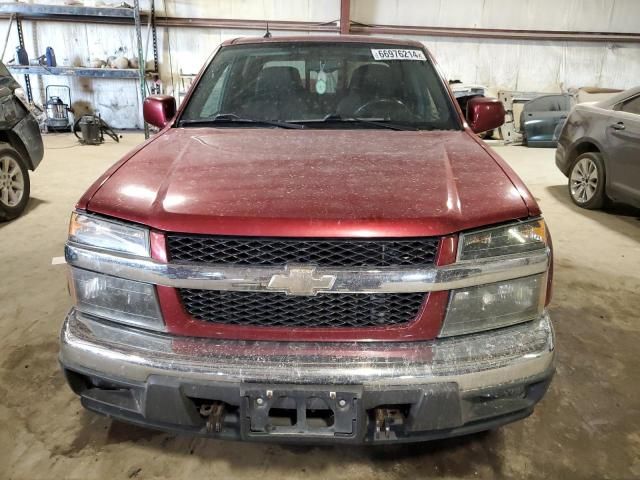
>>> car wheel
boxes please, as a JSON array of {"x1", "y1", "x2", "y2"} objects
[
  {"x1": 0, "y1": 144, "x2": 30, "y2": 221},
  {"x1": 568, "y1": 152, "x2": 606, "y2": 209}
]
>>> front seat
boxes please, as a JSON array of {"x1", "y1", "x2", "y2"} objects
[
  {"x1": 337, "y1": 64, "x2": 396, "y2": 117},
  {"x1": 243, "y1": 66, "x2": 306, "y2": 120}
]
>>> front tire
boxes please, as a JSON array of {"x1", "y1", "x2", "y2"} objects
[
  {"x1": 568, "y1": 152, "x2": 606, "y2": 209},
  {"x1": 0, "y1": 144, "x2": 30, "y2": 221}
]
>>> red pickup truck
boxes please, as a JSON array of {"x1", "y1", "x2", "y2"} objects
[{"x1": 60, "y1": 36, "x2": 554, "y2": 444}]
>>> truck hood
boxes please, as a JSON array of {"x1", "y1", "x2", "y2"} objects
[{"x1": 86, "y1": 128, "x2": 531, "y2": 237}]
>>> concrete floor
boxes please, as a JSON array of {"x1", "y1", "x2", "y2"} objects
[{"x1": 1, "y1": 133, "x2": 639, "y2": 479}]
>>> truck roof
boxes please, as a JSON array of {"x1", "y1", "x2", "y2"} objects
[{"x1": 221, "y1": 35, "x2": 426, "y2": 49}]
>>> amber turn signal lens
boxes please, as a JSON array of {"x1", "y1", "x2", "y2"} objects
[{"x1": 458, "y1": 219, "x2": 548, "y2": 261}]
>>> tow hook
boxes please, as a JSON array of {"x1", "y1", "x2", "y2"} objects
[
  {"x1": 199, "y1": 402, "x2": 226, "y2": 433},
  {"x1": 374, "y1": 407, "x2": 404, "y2": 439},
  {"x1": 375, "y1": 408, "x2": 393, "y2": 438}
]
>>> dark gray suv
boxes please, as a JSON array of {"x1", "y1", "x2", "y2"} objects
[{"x1": 0, "y1": 61, "x2": 44, "y2": 221}]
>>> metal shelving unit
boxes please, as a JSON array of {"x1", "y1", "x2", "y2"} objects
[
  {"x1": 0, "y1": 2, "x2": 141, "y2": 18},
  {"x1": 6, "y1": 65, "x2": 145, "y2": 78},
  {"x1": 0, "y1": 1, "x2": 157, "y2": 137}
]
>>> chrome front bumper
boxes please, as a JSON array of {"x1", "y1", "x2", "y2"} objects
[
  {"x1": 60, "y1": 308, "x2": 554, "y2": 393},
  {"x1": 60, "y1": 309, "x2": 554, "y2": 442}
]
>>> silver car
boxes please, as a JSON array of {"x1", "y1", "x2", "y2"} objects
[{"x1": 555, "y1": 87, "x2": 640, "y2": 209}]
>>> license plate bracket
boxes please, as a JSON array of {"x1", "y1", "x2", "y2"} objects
[{"x1": 240, "y1": 384, "x2": 363, "y2": 439}]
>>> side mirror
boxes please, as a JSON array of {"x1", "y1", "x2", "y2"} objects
[
  {"x1": 143, "y1": 95, "x2": 177, "y2": 129},
  {"x1": 467, "y1": 97, "x2": 505, "y2": 134}
]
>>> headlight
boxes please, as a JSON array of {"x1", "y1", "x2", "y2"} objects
[
  {"x1": 70, "y1": 268, "x2": 164, "y2": 331},
  {"x1": 440, "y1": 275, "x2": 545, "y2": 337},
  {"x1": 69, "y1": 212, "x2": 150, "y2": 257},
  {"x1": 458, "y1": 219, "x2": 547, "y2": 261}
]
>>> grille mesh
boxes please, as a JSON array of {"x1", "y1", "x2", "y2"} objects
[
  {"x1": 166, "y1": 236, "x2": 439, "y2": 267},
  {"x1": 179, "y1": 290, "x2": 427, "y2": 328}
]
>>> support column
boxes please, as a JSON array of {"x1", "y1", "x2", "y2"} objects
[{"x1": 340, "y1": 0, "x2": 350, "y2": 35}]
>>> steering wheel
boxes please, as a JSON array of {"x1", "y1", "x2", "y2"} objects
[{"x1": 353, "y1": 98, "x2": 414, "y2": 118}]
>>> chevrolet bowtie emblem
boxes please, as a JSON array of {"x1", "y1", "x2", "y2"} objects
[{"x1": 267, "y1": 265, "x2": 336, "y2": 296}]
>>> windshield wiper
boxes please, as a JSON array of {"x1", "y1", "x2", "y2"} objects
[
  {"x1": 180, "y1": 113, "x2": 304, "y2": 129},
  {"x1": 298, "y1": 113, "x2": 418, "y2": 131}
]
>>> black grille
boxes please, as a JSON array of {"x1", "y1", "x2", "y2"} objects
[
  {"x1": 179, "y1": 290, "x2": 426, "y2": 328},
  {"x1": 166, "y1": 236, "x2": 439, "y2": 267}
]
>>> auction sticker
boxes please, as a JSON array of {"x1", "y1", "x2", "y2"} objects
[{"x1": 371, "y1": 49, "x2": 426, "y2": 61}]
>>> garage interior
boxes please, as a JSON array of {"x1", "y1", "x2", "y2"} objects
[{"x1": 1, "y1": 1, "x2": 639, "y2": 479}]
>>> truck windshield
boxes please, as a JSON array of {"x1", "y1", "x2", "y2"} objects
[{"x1": 180, "y1": 42, "x2": 460, "y2": 130}]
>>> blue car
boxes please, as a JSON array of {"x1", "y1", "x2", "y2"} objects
[{"x1": 521, "y1": 94, "x2": 571, "y2": 148}]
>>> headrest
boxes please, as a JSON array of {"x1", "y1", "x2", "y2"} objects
[
  {"x1": 256, "y1": 66, "x2": 303, "y2": 96},
  {"x1": 348, "y1": 64, "x2": 394, "y2": 96}
]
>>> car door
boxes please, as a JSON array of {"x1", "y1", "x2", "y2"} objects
[
  {"x1": 605, "y1": 94, "x2": 640, "y2": 206},
  {"x1": 521, "y1": 94, "x2": 570, "y2": 147}
]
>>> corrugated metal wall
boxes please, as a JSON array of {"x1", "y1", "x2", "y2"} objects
[
  {"x1": 352, "y1": 0, "x2": 640, "y2": 93},
  {"x1": 1, "y1": 0, "x2": 639, "y2": 128},
  {"x1": 352, "y1": 0, "x2": 640, "y2": 32}
]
